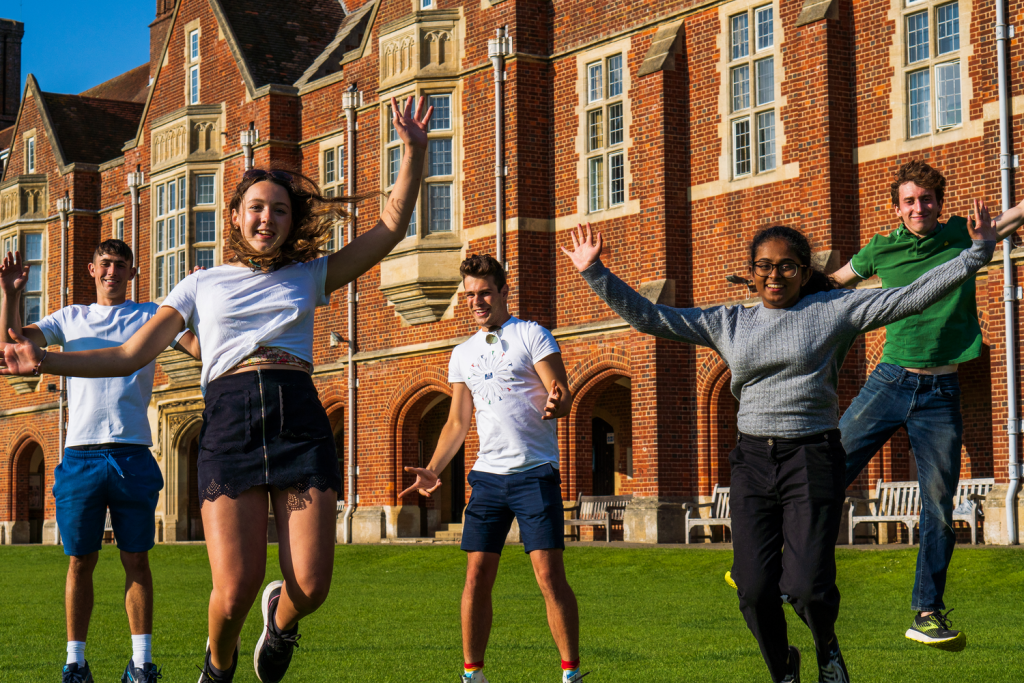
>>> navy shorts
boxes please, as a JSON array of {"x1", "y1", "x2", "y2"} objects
[
  {"x1": 461, "y1": 463, "x2": 566, "y2": 555},
  {"x1": 53, "y1": 445, "x2": 163, "y2": 556}
]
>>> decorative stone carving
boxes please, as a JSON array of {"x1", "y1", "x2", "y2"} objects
[
  {"x1": 150, "y1": 105, "x2": 224, "y2": 172},
  {"x1": 157, "y1": 347, "x2": 202, "y2": 388},
  {"x1": 0, "y1": 175, "x2": 48, "y2": 227},
  {"x1": 5, "y1": 375, "x2": 40, "y2": 394},
  {"x1": 379, "y1": 10, "x2": 462, "y2": 89},
  {"x1": 379, "y1": 234, "x2": 464, "y2": 325}
]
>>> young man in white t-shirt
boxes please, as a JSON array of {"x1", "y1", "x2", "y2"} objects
[
  {"x1": 401, "y1": 254, "x2": 586, "y2": 683},
  {"x1": 0, "y1": 240, "x2": 198, "y2": 683}
]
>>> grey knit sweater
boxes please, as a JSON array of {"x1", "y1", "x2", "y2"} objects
[{"x1": 580, "y1": 240, "x2": 995, "y2": 438}]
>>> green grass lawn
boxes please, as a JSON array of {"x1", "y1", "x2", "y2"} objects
[{"x1": 0, "y1": 544, "x2": 1021, "y2": 682}]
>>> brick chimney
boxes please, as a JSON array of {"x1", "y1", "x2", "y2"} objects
[
  {"x1": 0, "y1": 18, "x2": 24, "y2": 130},
  {"x1": 149, "y1": 0, "x2": 176, "y2": 82}
]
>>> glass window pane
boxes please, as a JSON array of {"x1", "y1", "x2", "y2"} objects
[
  {"x1": 196, "y1": 211, "x2": 217, "y2": 242},
  {"x1": 908, "y1": 69, "x2": 931, "y2": 136},
  {"x1": 24, "y1": 296, "x2": 41, "y2": 325},
  {"x1": 429, "y1": 138, "x2": 453, "y2": 176},
  {"x1": 588, "y1": 109, "x2": 604, "y2": 151},
  {"x1": 756, "y1": 7, "x2": 773, "y2": 50},
  {"x1": 733, "y1": 118, "x2": 751, "y2": 177},
  {"x1": 325, "y1": 187, "x2": 335, "y2": 198},
  {"x1": 388, "y1": 106, "x2": 398, "y2": 143},
  {"x1": 196, "y1": 175, "x2": 215, "y2": 205},
  {"x1": 190, "y1": 30, "x2": 199, "y2": 60},
  {"x1": 407, "y1": 205, "x2": 417, "y2": 238},
  {"x1": 588, "y1": 63, "x2": 603, "y2": 102},
  {"x1": 756, "y1": 58, "x2": 774, "y2": 106},
  {"x1": 178, "y1": 250, "x2": 186, "y2": 282},
  {"x1": 156, "y1": 220, "x2": 165, "y2": 252},
  {"x1": 324, "y1": 148, "x2": 335, "y2": 184},
  {"x1": 907, "y1": 12, "x2": 930, "y2": 63},
  {"x1": 179, "y1": 218, "x2": 187, "y2": 247},
  {"x1": 27, "y1": 266, "x2": 41, "y2": 293},
  {"x1": 936, "y1": 62, "x2": 962, "y2": 127},
  {"x1": 757, "y1": 110, "x2": 776, "y2": 172},
  {"x1": 731, "y1": 14, "x2": 749, "y2": 60},
  {"x1": 608, "y1": 54, "x2": 623, "y2": 98},
  {"x1": 196, "y1": 248, "x2": 214, "y2": 270},
  {"x1": 155, "y1": 256, "x2": 164, "y2": 298},
  {"x1": 732, "y1": 65, "x2": 750, "y2": 112},
  {"x1": 167, "y1": 254, "x2": 175, "y2": 292},
  {"x1": 115, "y1": 218, "x2": 124, "y2": 240},
  {"x1": 937, "y1": 3, "x2": 959, "y2": 55},
  {"x1": 337, "y1": 145, "x2": 345, "y2": 182},
  {"x1": 428, "y1": 184, "x2": 452, "y2": 233},
  {"x1": 24, "y1": 233, "x2": 42, "y2": 261},
  {"x1": 167, "y1": 216, "x2": 176, "y2": 249},
  {"x1": 157, "y1": 185, "x2": 165, "y2": 216},
  {"x1": 190, "y1": 67, "x2": 199, "y2": 104},
  {"x1": 608, "y1": 103, "x2": 623, "y2": 146},
  {"x1": 169, "y1": 180, "x2": 176, "y2": 212},
  {"x1": 588, "y1": 157, "x2": 604, "y2": 212},
  {"x1": 609, "y1": 153, "x2": 625, "y2": 206},
  {"x1": 388, "y1": 146, "x2": 402, "y2": 186},
  {"x1": 428, "y1": 94, "x2": 452, "y2": 130},
  {"x1": 178, "y1": 178, "x2": 186, "y2": 210}
]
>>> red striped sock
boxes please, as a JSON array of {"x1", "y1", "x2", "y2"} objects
[
  {"x1": 464, "y1": 661, "x2": 484, "y2": 673},
  {"x1": 561, "y1": 659, "x2": 580, "y2": 671}
]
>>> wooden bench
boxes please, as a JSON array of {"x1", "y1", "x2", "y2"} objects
[
  {"x1": 846, "y1": 478, "x2": 995, "y2": 545},
  {"x1": 563, "y1": 494, "x2": 632, "y2": 542},
  {"x1": 683, "y1": 484, "x2": 731, "y2": 544}
]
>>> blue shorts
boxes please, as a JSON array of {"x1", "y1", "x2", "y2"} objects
[
  {"x1": 53, "y1": 446, "x2": 164, "y2": 557},
  {"x1": 461, "y1": 463, "x2": 565, "y2": 555}
]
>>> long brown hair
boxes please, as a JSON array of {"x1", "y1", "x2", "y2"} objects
[{"x1": 227, "y1": 168, "x2": 351, "y2": 272}]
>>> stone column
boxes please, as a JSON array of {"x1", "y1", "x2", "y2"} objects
[{"x1": 981, "y1": 484, "x2": 1024, "y2": 545}]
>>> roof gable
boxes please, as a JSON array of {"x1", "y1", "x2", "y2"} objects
[
  {"x1": 79, "y1": 63, "x2": 151, "y2": 104},
  {"x1": 42, "y1": 93, "x2": 144, "y2": 166}
]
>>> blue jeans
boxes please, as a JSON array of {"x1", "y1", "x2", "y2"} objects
[{"x1": 839, "y1": 363, "x2": 962, "y2": 612}]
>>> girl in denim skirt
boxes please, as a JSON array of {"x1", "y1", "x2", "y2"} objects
[{"x1": 1, "y1": 96, "x2": 433, "y2": 683}]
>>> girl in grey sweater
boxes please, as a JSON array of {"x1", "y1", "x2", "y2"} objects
[{"x1": 562, "y1": 212, "x2": 996, "y2": 683}]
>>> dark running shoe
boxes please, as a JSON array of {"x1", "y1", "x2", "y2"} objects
[
  {"x1": 196, "y1": 638, "x2": 240, "y2": 683},
  {"x1": 62, "y1": 662, "x2": 94, "y2": 683},
  {"x1": 817, "y1": 638, "x2": 849, "y2": 683},
  {"x1": 254, "y1": 580, "x2": 301, "y2": 682},
  {"x1": 121, "y1": 659, "x2": 162, "y2": 683},
  {"x1": 905, "y1": 608, "x2": 966, "y2": 651},
  {"x1": 779, "y1": 646, "x2": 800, "y2": 683}
]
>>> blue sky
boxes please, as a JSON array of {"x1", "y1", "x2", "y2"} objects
[{"x1": 0, "y1": 0, "x2": 152, "y2": 95}]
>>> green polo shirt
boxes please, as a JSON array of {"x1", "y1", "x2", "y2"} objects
[{"x1": 849, "y1": 216, "x2": 982, "y2": 368}]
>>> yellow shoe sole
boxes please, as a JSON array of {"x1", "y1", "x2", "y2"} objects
[
  {"x1": 904, "y1": 628, "x2": 967, "y2": 652},
  {"x1": 725, "y1": 570, "x2": 737, "y2": 589}
]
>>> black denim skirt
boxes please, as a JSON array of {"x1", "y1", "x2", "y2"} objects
[{"x1": 197, "y1": 369, "x2": 341, "y2": 506}]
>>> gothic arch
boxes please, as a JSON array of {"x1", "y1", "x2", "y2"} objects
[{"x1": 386, "y1": 366, "x2": 453, "y2": 506}]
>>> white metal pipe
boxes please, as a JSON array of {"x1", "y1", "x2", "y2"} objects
[
  {"x1": 340, "y1": 89, "x2": 360, "y2": 543},
  {"x1": 56, "y1": 195, "x2": 70, "y2": 461},
  {"x1": 488, "y1": 27, "x2": 511, "y2": 267},
  {"x1": 996, "y1": 0, "x2": 1019, "y2": 544},
  {"x1": 127, "y1": 167, "x2": 142, "y2": 302}
]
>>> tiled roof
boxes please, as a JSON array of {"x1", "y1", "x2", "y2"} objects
[
  {"x1": 79, "y1": 63, "x2": 151, "y2": 104},
  {"x1": 0, "y1": 125, "x2": 12, "y2": 152},
  {"x1": 215, "y1": 0, "x2": 348, "y2": 88},
  {"x1": 296, "y1": 1, "x2": 376, "y2": 87},
  {"x1": 42, "y1": 93, "x2": 144, "y2": 165}
]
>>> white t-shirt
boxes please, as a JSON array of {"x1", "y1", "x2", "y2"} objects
[
  {"x1": 448, "y1": 317, "x2": 561, "y2": 475},
  {"x1": 162, "y1": 257, "x2": 330, "y2": 391},
  {"x1": 36, "y1": 301, "x2": 160, "y2": 447}
]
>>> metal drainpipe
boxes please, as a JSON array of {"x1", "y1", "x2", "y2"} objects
[
  {"x1": 996, "y1": 3, "x2": 1020, "y2": 544},
  {"x1": 341, "y1": 87, "x2": 361, "y2": 543},
  {"x1": 127, "y1": 167, "x2": 143, "y2": 302},
  {"x1": 488, "y1": 27, "x2": 512, "y2": 266},
  {"x1": 240, "y1": 123, "x2": 258, "y2": 171},
  {"x1": 56, "y1": 194, "x2": 71, "y2": 460}
]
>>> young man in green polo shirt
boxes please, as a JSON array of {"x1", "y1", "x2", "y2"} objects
[{"x1": 833, "y1": 160, "x2": 1024, "y2": 651}]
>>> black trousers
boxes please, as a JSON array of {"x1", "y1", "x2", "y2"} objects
[{"x1": 729, "y1": 430, "x2": 846, "y2": 681}]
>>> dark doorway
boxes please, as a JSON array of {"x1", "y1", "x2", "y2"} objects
[
  {"x1": 186, "y1": 436, "x2": 204, "y2": 541},
  {"x1": 592, "y1": 418, "x2": 615, "y2": 495},
  {"x1": 28, "y1": 447, "x2": 45, "y2": 544}
]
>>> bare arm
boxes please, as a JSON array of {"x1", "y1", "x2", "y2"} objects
[
  {"x1": 1, "y1": 306, "x2": 186, "y2": 377},
  {"x1": 994, "y1": 198, "x2": 1024, "y2": 240},
  {"x1": 534, "y1": 353, "x2": 571, "y2": 420},
  {"x1": 398, "y1": 382, "x2": 474, "y2": 499},
  {"x1": 172, "y1": 330, "x2": 201, "y2": 360},
  {"x1": 323, "y1": 96, "x2": 432, "y2": 296},
  {"x1": 831, "y1": 262, "x2": 863, "y2": 289}
]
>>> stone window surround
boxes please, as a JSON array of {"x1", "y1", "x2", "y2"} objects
[
  {"x1": 0, "y1": 223, "x2": 47, "y2": 327},
  {"x1": 183, "y1": 19, "x2": 202, "y2": 106},
  {"x1": 148, "y1": 163, "x2": 223, "y2": 302},
  {"x1": 109, "y1": 207, "x2": 126, "y2": 240},
  {"x1": 573, "y1": 37, "x2": 639, "y2": 224},
  {"x1": 714, "y1": 0, "x2": 792, "y2": 191},
  {"x1": 23, "y1": 128, "x2": 36, "y2": 174}
]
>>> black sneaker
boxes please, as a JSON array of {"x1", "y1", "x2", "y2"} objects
[
  {"x1": 197, "y1": 638, "x2": 240, "y2": 683},
  {"x1": 122, "y1": 659, "x2": 162, "y2": 683},
  {"x1": 905, "y1": 608, "x2": 966, "y2": 652},
  {"x1": 779, "y1": 646, "x2": 801, "y2": 683},
  {"x1": 254, "y1": 581, "x2": 301, "y2": 683},
  {"x1": 62, "y1": 662, "x2": 94, "y2": 683},
  {"x1": 817, "y1": 638, "x2": 849, "y2": 683}
]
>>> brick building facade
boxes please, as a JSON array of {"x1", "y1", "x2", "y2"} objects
[{"x1": 0, "y1": 0, "x2": 1021, "y2": 546}]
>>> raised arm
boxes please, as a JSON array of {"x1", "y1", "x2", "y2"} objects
[
  {"x1": 1, "y1": 251, "x2": 46, "y2": 347},
  {"x1": 842, "y1": 199, "x2": 997, "y2": 332},
  {"x1": 1, "y1": 306, "x2": 186, "y2": 377},
  {"x1": 562, "y1": 224, "x2": 725, "y2": 350},
  {"x1": 398, "y1": 382, "x2": 474, "y2": 499},
  {"x1": 994, "y1": 196, "x2": 1024, "y2": 240},
  {"x1": 323, "y1": 96, "x2": 433, "y2": 295}
]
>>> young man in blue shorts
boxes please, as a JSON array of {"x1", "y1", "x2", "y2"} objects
[
  {"x1": 1, "y1": 240, "x2": 198, "y2": 683},
  {"x1": 832, "y1": 161, "x2": 1024, "y2": 651},
  {"x1": 401, "y1": 254, "x2": 586, "y2": 683}
]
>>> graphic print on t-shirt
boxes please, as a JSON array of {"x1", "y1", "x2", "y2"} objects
[{"x1": 467, "y1": 348, "x2": 514, "y2": 405}]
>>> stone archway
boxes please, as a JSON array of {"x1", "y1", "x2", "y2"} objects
[
  {"x1": 159, "y1": 401, "x2": 204, "y2": 543},
  {"x1": 7, "y1": 439, "x2": 47, "y2": 544}
]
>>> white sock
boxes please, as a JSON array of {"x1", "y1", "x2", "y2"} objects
[
  {"x1": 131, "y1": 634, "x2": 152, "y2": 667},
  {"x1": 66, "y1": 641, "x2": 86, "y2": 667}
]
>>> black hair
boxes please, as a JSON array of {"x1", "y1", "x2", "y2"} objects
[
  {"x1": 94, "y1": 239, "x2": 134, "y2": 265},
  {"x1": 748, "y1": 226, "x2": 837, "y2": 298},
  {"x1": 460, "y1": 253, "x2": 507, "y2": 291}
]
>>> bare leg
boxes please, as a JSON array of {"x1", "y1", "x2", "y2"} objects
[
  {"x1": 66, "y1": 552, "x2": 99, "y2": 642},
  {"x1": 120, "y1": 551, "x2": 153, "y2": 635},
  {"x1": 202, "y1": 487, "x2": 270, "y2": 671},
  {"x1": 462, "y1": 552, "x2": 501, "y2": 663},
  {"x1": 269, "y1": 487, "x2": 338, "y2": 630},
  {"x1": 530, "y1": 549, "x2": 579, "y2": 662}
]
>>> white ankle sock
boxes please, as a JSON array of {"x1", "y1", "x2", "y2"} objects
[
  {"x1": 131, "y1": 634, "x2": 152, "y2": 667},
  {"x1": 66, "y1": 641, "x2": 86, "y2": 667}
]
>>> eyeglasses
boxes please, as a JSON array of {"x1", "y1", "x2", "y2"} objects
[
  {"x1": 242, "y1": 169, "x2": 293, "y2": 183},
  {"x1": 485, "y1": 327, "x2": 503, "y2": 345},
  {"x1": 751, "y1": 261, "x2": 806, "y2": 278}
]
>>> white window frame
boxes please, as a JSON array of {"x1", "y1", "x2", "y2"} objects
[
  {"x1": 189, "y1": 65, "x2": 200, "y2": 105},
  {"x1": 151, "y1": 171, "x2": 220, "y2": 300},
  {"x1": 727, "y1": 4, "x2": 779, "y2": 180},
  {"x1": 1, "y1": 228, "x2": 45, "y2": 324},
  {"x1": 26, "y1": 137, "x2": 35, "y2": 173},
  {"x1": 585, "y1": 53, "x2": 627, "y2": 213},
  {"x1": 319, "y1": 137, "x2": 346, "y2": 250},
  {"x1": 190, "y1": 29, "x2": 200, "y2": 62},
  {"x1": 903, "y1": 0, "x2": 963, "y2": 138},
  {"x1": 114, "y1": 216, "x2": 125, "y2": 240},
  {"x1": 193, "y1": 173, "x2": 218, "y2": 271}
]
